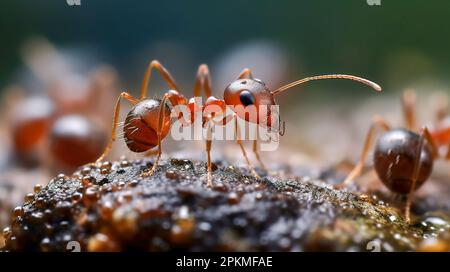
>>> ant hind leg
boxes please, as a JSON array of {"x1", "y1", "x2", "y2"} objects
[
  {"x1": 404, "y1": 126, "x2": 429, "y2": 223},
  {"x1": 141, "y1": 95, "x2": 168, "y2": 177}
]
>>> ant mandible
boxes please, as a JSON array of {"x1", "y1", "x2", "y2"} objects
[
  {"x1": 337, "y1": 90, "x2": 450, "y2": 222},
  {"x1": 95, "y1": 60, "x2": 381, "y2": 186}
]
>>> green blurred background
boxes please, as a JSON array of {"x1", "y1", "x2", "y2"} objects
[{"x1": 2, "y1": 0, "x2": 450, "y2": 99}]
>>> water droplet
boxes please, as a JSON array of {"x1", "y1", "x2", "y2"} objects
[
  {"x1": 199, "y1": 222, "x2": 211, "y2": 232},
  {"x1": 12, "y1": 206, "x2": 24, "y2": 218},
  {"x1": 120, "y1": 160, "x2": 130, "y2": 167},
  {"x1": 24, "y1": 193, "x2": 34, "y2": 203},
  {"x1": 178, "y1": 206, "x2": 190, "y2": 219},
  {"x1": 34, "y1": 184, "x2": 43, "y2": 193},
  {"x1": 81, "y1": 166, "x2": 91, "y2": 175},
  {"x1": 57, "y1": 173, "x2": 66, "y2": 180}
]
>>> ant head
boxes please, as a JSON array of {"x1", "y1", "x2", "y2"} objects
[
  {"x1": 224, "y1": 78, "x2": 276, "y2": 108},
  {"x1": 224, "y1": 78, "x2": 279, "y2": 132},
  {"x1": 223, "y1": 74, "x2": 382, "y2": 134},
  {"x1": 224, "y1": 78, "x2": 275, "y2": 107}
]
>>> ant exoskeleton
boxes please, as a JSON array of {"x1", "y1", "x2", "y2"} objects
[
  {"x1": 337, "y1": 90, "x2": 450, "y2": 222},
  {"x1": 95, "y1": 60, "x2": 381, "y2": 186}
]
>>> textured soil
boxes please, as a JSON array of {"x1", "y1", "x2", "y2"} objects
[{"x1": 2, "y1": 158, "x2": 449, "y2": 252}]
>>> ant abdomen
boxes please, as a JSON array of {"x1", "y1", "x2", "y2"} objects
[
  {"x1": 49, "y1": 115, "x2": 107, "y2": 170},
  {"x1": 373, "y1": 128, "x2": 434, "y2": 194},
  {"x1": 124, "y1": 99, "x2": 171, "y2": 152}
]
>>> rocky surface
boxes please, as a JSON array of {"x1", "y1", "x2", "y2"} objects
[{"x1": 1, "y1": 158, "x2": 449, "y2": 252}]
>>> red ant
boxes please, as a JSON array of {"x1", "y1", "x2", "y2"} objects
[
  {"x1": 8, "y1": 67, "x2": 115, "y2": 171},
  {"x1": 95, "y1": 60, "x2": 381, "y2": 186},
  {"x1": 337, "y1": 90, "x2": 450, "y2": 222}
]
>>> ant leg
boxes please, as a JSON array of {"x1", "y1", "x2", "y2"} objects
[
  {"x1": 252, "y1": 128, "x2": 268, "y2": 171},
  {"x1": 405, "y1": 126, "x2": 428, "y2": 223},
  {"x1": 337, "y1": 115, "x2": 391, "y2": 188},
  {"x1": 141, "y1": 95, "x2": 168, "y2": 177},
  {"x1": 140, "y1": 60, "x2": 179, "y2": 99},
  {"x1": 206, "y1": 138, "x2": 213, "y2": 187},
  {"x1": 422, "y1": 127, "x2": 439, "y2": 159},
  {"x1": 143, "y1": 148, "x2": 158, "y2": 157},
  {"x1": 237, "y1": 68, "x2": 254, "y2": 79},
  {"x1": 194, "y1": 64, "x2": 212, "y2": 98},
  {"x1": 445, "y1": 144, "x2": 450, "y2": 160},
  {"x1": 96, "y1": 92, "x2": 139, "y2": 163},
  {"x1": 430, "y1": 92, "x2": 449, "y2": 123},
  {"x1": 204, "y1": 121, "x2": 214, "y2": 187},
  {"x1": 402, "y1": 90, "x2": 417, "y2": 131},
  {"x1": 235, "y1": 118, "x2": 260, "y2": 179}
]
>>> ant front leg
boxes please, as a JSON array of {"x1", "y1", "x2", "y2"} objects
[
  {"x1": 237, "y1": 66, "x2": 268, "y2": 171},
  {"x1": 140, "y1": 60, "x2": 179, "y2": 99},
  {"x1": 337, "y1": 115, "x2": 391, "y2": 188},
  {"x1": 235, "y1": 118, "x2": 260, "y2": 179},
  {"x1": 194, "y1": 64, "x2": 212, "y2": 98},
  {"x1": 252, "y1": 128, "x2": 268, "y2": 172},
  {"x1": 96, "y1": 92, "x2": 139, "y2": 163}
]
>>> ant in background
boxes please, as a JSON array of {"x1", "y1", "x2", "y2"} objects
[
  {"x1": 5, "y1": 38, "x2": 119, "y2": 172},
  {"x1": 8, "y1": 66, "x2": 116, "y2": 172},
  {"x1": 337, "y1": 90, "x2": 450, "y2": 222},
  {"x1": 95, "y1": 60, "x2": 381, "y2": 186}
]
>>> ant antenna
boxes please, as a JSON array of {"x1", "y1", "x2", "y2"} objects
[{"x1": 271, "y1": 74, "x2": 382, "y2": 95}]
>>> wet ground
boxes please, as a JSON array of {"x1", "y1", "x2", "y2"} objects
[{"x1": 1, "y1": 157, "x2": 449, "y2": 252}]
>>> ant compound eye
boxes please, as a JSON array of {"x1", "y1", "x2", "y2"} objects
[{"x1": 239, "y1": 90, "x2": 255, "y2": 106}]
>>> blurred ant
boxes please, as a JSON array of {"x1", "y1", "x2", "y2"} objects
[
  {"x1": 8, "y1": 67, "x2": 115, "y2": 171},
  {"x1": 337, "y1": 90, "x2": 450, "y2": 222},
  {"x1": 7, "y1": 39, "x2": 117, "y2": 171},
  {"x1": 96, "y1": 60, "x2": 381, "y2": 186}
]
